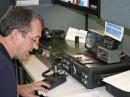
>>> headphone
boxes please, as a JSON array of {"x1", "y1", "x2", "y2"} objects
[{"x1": 41, "y1": 28, "x2": 66, "y2": 40}]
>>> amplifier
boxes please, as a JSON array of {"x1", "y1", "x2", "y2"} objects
[{"x1": 51, "y1": 52, "x2": 130, "y2": 89}]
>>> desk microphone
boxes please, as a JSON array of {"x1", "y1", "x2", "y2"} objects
[{"x1": 42, "y1": 52, "x2": 66, "y2": 90}]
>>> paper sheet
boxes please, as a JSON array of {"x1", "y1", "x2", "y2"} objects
[
  {"x1": 62, "y1": 91, "x2": 100, "y2": 97},
  {"x1": 103, "y1": 70, "x2": 130, "y2": 92},
  {"x1": 48, "y1": 76, "x2": 86, "y2": 97}
]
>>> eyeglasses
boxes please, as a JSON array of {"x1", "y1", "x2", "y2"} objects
[{"x1": 27, "y1": 36, "x2": 39, "y2": 46}]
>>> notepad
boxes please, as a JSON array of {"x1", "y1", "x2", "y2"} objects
[{"x1": 62, "y1": 91, "x2": 100, "y2": 97}]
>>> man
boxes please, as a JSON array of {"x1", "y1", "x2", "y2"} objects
[{"x1": 0, "y1": 6, "x2": 49, "y2": 97}]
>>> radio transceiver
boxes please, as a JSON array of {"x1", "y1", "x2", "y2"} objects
[{"x1": 51, "y1": 52, "x2": 130, "y2": 89}]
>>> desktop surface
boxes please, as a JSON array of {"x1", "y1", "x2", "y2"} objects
[{"x1": 39, "y1": 38, "x2": 86, "y2": 54}]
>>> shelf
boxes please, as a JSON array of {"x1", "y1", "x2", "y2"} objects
[{"x1": 55, "y1": 0, "x2": 100, "y2": 17}]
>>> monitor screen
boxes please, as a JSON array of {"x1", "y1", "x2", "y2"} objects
[{"x1": 104, "y1": 22, "x2": 124, "y2": 42}]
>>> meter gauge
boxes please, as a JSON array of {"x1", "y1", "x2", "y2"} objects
[{"x1": 85, "y1": 32, "x2": 96, "y2": 49}]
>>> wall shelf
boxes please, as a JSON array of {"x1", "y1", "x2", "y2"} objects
[{"x1": 54, "y1": 0, "x2": 100, "y2": 17}]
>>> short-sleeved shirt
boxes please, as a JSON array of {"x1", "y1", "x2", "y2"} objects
[{"x1": 0, "y1": 43, "x2": 17, "y2": 97}]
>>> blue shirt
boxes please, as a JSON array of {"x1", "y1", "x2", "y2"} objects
[{"x1": 0, "y1": 43, "x2": 17, "y2": 97}]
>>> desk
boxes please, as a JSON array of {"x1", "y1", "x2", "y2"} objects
[{"x1": 21, "y1": 55, "x2": 113, "y2": 97}]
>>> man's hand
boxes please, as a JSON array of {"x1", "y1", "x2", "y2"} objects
[{"x1": 17, "y1": 81, "x2": 50, "y2": 97}]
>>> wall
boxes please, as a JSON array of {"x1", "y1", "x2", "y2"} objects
[
  {"x1": 27, "y1": 4, "x2": 85, "y2": 32},
  {"x1": 0, "y1": 0, "x2": 10, "y2": 19},
  {"x1": 101, "y1": 0, "x2": 130, "y2": 29}
]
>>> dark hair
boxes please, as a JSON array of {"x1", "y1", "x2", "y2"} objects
[{"x1": 0, "y1": 6, "x2": 44, "y2": 37}]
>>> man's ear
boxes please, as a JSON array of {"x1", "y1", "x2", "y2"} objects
[{"x1": 10, "y1": 29, "x2": 20, "y2": 42}]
